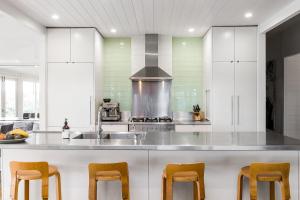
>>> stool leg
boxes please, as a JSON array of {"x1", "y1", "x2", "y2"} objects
[
  {"x1": 10, "y1": 178, "x2": 20, "y2": 200},
  {"x1": 24, "y1": 180, "x2": 29, "y2": 200},
  {"x1": 269, "y1": 182, "x2": 275, "y2": 200},
  {"x1": 166, "y1": 178, "x2": 173, "y2": 200},
  {"x1": 249, "y1": 179, "x2": 258, "y2": 200},
  {"x1": 89, "y1": 179, "x2": 97, "y2": 200},
  {"x1": 193, "y1": 182, "x2": 199, "y2": 200},
  {"x1": 237, "y1": 174, "x2": 243, "y2": 200},
  {"x1": 199, "y1": 177, "x2": 205, "y2": 200},
  {"x1": 280, "y1": 180, "x2": 291, "y2": 200},
  {"x1": 55, "y1": 172, "x2": 62, "y2": 200},
  {"x1": 161, "y1": 176, "x2": 166, "y2": 200}
]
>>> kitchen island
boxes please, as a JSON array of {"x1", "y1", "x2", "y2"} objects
[{"x1": 1, "y1": 131, "x2": 300, "y2": 199}]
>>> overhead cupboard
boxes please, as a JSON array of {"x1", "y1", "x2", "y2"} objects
[
  {"x1": 47, "y1": 28, "x2": 103, "y2": 131},
  {"x1": 203, "y1": 26, "x2": 257, "y2": 132}
]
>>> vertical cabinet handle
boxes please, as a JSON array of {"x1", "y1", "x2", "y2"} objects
[
  {"x1": 89, "y1": 96, "x2": 92, "y2": 125},
  {"x1": 205, "y1": 89, "x2": 210, "y2": 119},
  {"x1": 231, "y1": 96, "x2": 234, "y2": 125},
  {"x1": 237, "y1": 96, "x2": 240, "y2": 125}
]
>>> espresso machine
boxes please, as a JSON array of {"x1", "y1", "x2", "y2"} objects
[{"x1": 100, "y1": 101, "x2": 121, "y2": 121}]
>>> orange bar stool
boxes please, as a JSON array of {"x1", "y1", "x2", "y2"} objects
[
  {"x1": 10, "y1": 161, "x2": 62, "y2": 200},
  {"x1": 237, "y1": 162, "x2": 291, "y2": 200},
  {"x1": 88, "y1": 162, "x2": 130, "y2": 200},
  {"x1": 162, "y1": 162, "x2": 205, "y2": 200}
]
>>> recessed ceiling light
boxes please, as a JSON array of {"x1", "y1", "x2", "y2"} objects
[
  {"x1": 110, "y1": 28, "x2": 117, "y2": 33},
  {"x1": 188, "y1": 28, "x2": 195, "y2": 33},
  {"x1": 120, "y1": 42, "x2": 125, "y2": 46},
  {"x1": 182, "y1": 42, "x2": 186, "y2": 46},
  {"x1": 51, "y1": 14, "x2": 60, "y2": 20},
  {"x1": 244, "y1": 12, "x2": 253, "y2": 18}
]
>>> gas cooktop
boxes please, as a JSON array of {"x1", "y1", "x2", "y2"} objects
[{"x1": 130, "y1": 117, "x2": 173, "y2": 123}]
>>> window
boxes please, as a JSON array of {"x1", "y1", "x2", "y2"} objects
[
  {"x1": 23, "y1": 80, "x2": 39, "y2": 114},
  {"x1": 3, "y1": 78, "x2": 17, "y2": 117}
]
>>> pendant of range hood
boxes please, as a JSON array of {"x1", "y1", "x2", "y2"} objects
[{"x1": 130, "y1": 34, "x2": 172, "y2": 81}]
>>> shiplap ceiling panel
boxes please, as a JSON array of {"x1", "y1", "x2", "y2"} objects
[{"x1": 4, "y1": 0, "x2": 295, "y2": 37}]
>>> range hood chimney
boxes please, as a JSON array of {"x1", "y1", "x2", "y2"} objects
[{"x1": 130, "y1": 34, "x2": 172, "y2": 81}]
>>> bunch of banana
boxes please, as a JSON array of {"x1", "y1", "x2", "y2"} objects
[{"x1": 10, "y1": 129, "x2": 29, "y2": 138}]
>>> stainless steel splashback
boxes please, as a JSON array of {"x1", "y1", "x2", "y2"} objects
[{"x1": 132, "y1": 80, "x2": 172, "y2": 117}]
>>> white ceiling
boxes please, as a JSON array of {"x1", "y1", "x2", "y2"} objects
[{"x1": 5, "y1": 0, "x2": 295, "y2": 37}]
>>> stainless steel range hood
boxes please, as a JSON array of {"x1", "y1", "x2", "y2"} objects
[{"x1": 130, "y1": 34, "x2": 172, "y2": 81}]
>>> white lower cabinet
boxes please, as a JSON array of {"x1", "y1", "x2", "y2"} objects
[
  {"x1": 102, "y1": 125, "x2": 129, "y2": 132},
  {"x1": 47, "y1": 63, "x2": 94, "y2": 130},
  {"x1": 175, "y1": 125, "x2": 212, "y2": 132}
]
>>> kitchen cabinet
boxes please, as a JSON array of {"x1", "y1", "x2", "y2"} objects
[
  {"x1": 204, "y1": 26, "x2": 257, "y2": 132},
  {"x1": 235, "y1": 61, "x2": 257, "y2": 132},
  {"x1": 71, "y1": 28, "x2": 94, "y2": 63},
  {"x1": 175, "y1": 125, "x2": 212, "y2": 132},
  {"x1": 48, "y1": 28, "x2": 94, "y2": 63},
  {"x1": 212, "y1": 27, "x2": 235, "y2": 62},
  {"x1": 47, "y1": 28, "x2": 70, "y2": 63},
  {"x1": 47, "y1": 63, "x2": 93, "y2": 129},
  {"x1": 212, "y1": 62, "x2": 235, "y2": 131},
  {"x1": 47, "y1": 28, "x2": 103, "y2": 131}
]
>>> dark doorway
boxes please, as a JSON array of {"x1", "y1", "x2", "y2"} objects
[{"x1": 266, "y1": 13, "x2": 300, "y2": 135}]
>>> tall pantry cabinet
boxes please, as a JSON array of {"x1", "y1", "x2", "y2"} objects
[
  {"x1": 203, "y1": 26, "x2": 257, "y2": 132},
  {"x1": 47, "y1": 28, "x2": 103, "y2": 131}
]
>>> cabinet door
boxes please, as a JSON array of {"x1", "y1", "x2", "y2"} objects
[
  {"x1": 71, "y1": 28, "x2": 94, "y2": 63},
  {"x1": 212, "y1": 27, "x2": 234, "y2": 62},
  {"x1": 235, "y1": 27, "x2": 257, "y2": 62},
  {"x1": 235, "y1": 62, "x2": 257, "y2": 131},
  {"x1": 48, "y1": 63, "x2": 94, "y2": 129},
  {"x1": 212, "y1": 62, "x2": 235, "y2": 132},
  {"x1": 175, "y1": 125, "x2": 212, "y2": 132},
  {"x1": 47, "y1": 28, "x2": 70, "y2": 63}
]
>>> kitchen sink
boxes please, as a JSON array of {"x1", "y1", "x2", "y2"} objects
[{"x1": 72, "y1": 132, "x2": 147, "y2": 140}]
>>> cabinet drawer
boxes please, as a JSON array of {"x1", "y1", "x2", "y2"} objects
[
  {"x1": 102, "y1": 125, "x2": 129, "y2": 132},
  {"x1": 175, "y1": 125, "x2": 212, "y2": 132}
]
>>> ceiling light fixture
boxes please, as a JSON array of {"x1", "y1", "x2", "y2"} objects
[
  {"x1": 51, "y1": 14, "x2": 60, "y2": 20},
  {"x1": 244, "y1": 12, "x2": 253, "y2": 18},
  {"x1": 188, "y1": 28, "x2": 195, "y2": 33},
  {"x1": 110, "y1": 28, "x2": 117, "y2": 33}
]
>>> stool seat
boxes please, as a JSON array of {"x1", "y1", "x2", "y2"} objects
[
  {"x1": 17, "y1": 165, "x2": 59, "y2": 180},
  {"x1": 241, "y1": 166, "x2": 282, "y2": 181},
  {"x1": 163, "y1": 170, "x2": 199, "y2": 182},
  {"x1": 95, "y1": 170, "x2": 121, "y2": 181}
]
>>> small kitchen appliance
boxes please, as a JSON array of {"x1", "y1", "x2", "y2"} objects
[{"x1": 100, "y1": 102, "x2": 121, "y2": 121}]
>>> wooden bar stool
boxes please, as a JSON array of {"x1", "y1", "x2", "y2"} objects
[
  {"x1": 237, "y1": 162, "x2": 290, "y2": 200},
  {"x1": 10, "y1": 161, "x2": 62, "y2": 200},
  {"x1": 162, "y1": 162, "x2": 205, "y2": 200},
  {"x1": 88, "y1": 162, "x2": 130, "y2": 200}
]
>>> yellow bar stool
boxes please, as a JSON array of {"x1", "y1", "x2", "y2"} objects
[
  {"x1": 10, "y1": 161, "x2": 62, "y2": 200},
  {"x1": 161, "y1": 162, "x2": 205, "y2": 200},
  {"x1": 88, "y1": 162, "x2": 130, "y2": 200},
  {"x1": 237, "y1": 162, "x2": 291, "y2": 200}
]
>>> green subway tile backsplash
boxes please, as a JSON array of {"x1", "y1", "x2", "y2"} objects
[
  {"x1": 103, "y1": 38, "x2": 131, "y2": 111},
  {"x1": 172, "y1": 37, "x2": 203, "y2": 112}
]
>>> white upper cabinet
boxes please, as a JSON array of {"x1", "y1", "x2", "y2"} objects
[
  {"x1": 212, "y1": 27, "x2": 234, "y2": 62},
  {"x1": 47, "y1": 28, "x2": 70, "y2": 63},
  {"x1": 47, "y1": 28, "x2": 95, "y2": 63},
  {"x1": 235, "y1": 27, "x2": 257, "y2": 62},
  {"x1": 71, "y1": 28, "x2": 94, "y2": 63}
]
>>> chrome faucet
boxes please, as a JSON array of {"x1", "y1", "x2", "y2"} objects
[{"x1": 97, "y1": 106, "x2": 103, "y2": 138}]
